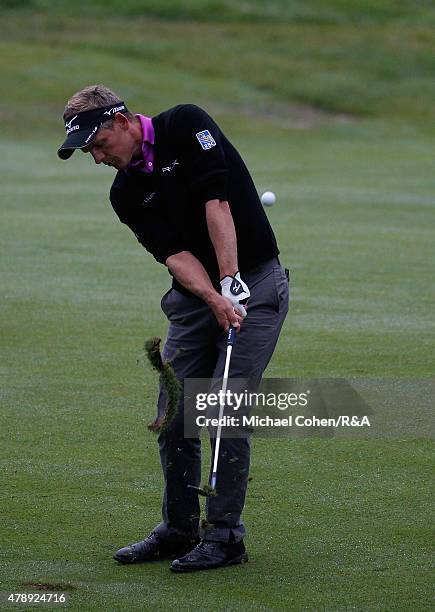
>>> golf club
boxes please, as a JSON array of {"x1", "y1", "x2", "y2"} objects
[{"x1": 188, "y1": 324, "x2": 237, "y2": 496}]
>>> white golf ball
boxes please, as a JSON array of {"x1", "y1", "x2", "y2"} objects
[{"x1": 261, "y1": 191, "x2": 276, "y2": 206}]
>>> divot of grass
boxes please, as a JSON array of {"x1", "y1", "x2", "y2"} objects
[
  {"x1": 22, "y1": 582, "x2": 75, "y2": 591},
  {"x1": 142, "y1": 337, "x2": 182, "y2": 433}
]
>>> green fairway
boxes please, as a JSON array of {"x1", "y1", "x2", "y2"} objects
[{"x1": 1, "y1": 4, "x2": 434, "y2": 610}]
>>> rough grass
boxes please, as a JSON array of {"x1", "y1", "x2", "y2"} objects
[
  {"x1": 1, "y1": 9, "x2": 435, "y2": 128},
  {"x1": 2, "y1": 0, "x2": 435, "y2": 24}
]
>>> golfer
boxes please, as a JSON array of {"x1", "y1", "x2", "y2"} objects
[{"x1": 58, "y1": 85, "x2": 289, "y2": 572}]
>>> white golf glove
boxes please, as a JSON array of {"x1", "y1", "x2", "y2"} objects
[{"x1": 220, "y1": 271, "x2": 250, "y2": 318}]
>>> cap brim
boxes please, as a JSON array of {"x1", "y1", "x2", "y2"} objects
[{"x1": 57, "y1": 125, "x2": 99, "y2": 160}]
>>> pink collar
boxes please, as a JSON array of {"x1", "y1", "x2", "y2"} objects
[{"x1": 125, "y1": 114, "x2": 154, "y2": 174}]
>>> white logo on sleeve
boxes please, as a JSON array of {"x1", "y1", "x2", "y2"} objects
[{"x1": 196, "y1": 130, "x2": 216, "y2": 150}]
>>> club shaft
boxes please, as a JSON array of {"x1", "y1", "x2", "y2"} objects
[{"x1": 210, "y1": 341, "x2": 234, "y2": 486}]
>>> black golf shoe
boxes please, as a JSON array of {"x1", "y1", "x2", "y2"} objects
[
  {"x1": 114, "y1": 531, "x2": 199, "y2": 564},
  {"x1": 170, "y1": 539, "x2": 248, "y2": 572}
]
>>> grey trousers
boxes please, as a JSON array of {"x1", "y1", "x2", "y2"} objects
[{"x1": 153, "y1": 258, "x2": 289, "y2": 543}]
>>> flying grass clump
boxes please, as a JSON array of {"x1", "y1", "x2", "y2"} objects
[
  {"x1": 197, "y1": 483, "x2": 217, "y2": 497},
  {"x1": 187, "y1": 483, "x2": 217, "y2": 497},
  {"x1": 142, "y1": 337, "x2": 182, "y2": 434}
]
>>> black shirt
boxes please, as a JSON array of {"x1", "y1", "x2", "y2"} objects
[{"x1": 110, "y1": 104, "x2": 279, "y2": 295}]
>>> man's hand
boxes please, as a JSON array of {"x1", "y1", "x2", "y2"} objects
[
  {"x1": 165, "y1": 251, "x2": 245, "y2": 331},
  {"x1": 220, "y1": 272, "x2": 250, "y2": 318},
  {"x1": 207, "y1": 293, "x2": 244, "y2": 332}
]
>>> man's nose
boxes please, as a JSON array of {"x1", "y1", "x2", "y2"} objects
[{"x1": 92, "y1": 150, "x2": 105, "y2": 164}]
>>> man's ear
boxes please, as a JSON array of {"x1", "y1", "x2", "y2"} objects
[{"x1": 114, "y1": 112, "x2": 129, "y2": 130}]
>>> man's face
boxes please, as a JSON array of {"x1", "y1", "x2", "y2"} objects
[{"x1": 82, "y1": 113, "x2": 135, "y2": 171}]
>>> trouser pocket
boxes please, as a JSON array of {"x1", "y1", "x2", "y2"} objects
[{"x1": 273, "y1": 266, "x2": 290, "y2": 314}]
